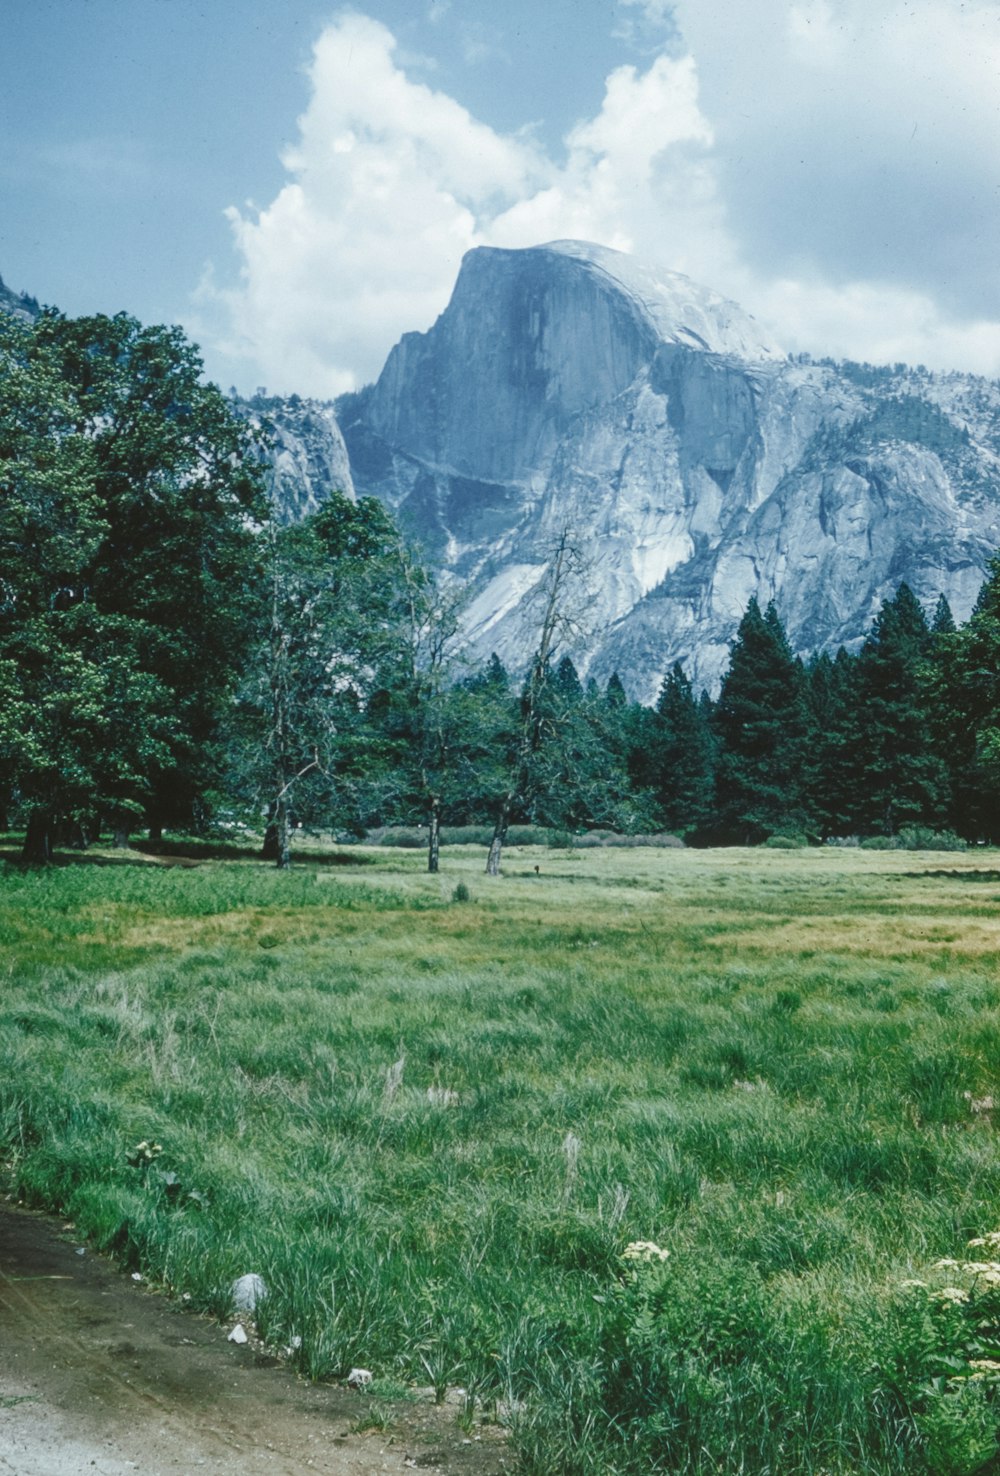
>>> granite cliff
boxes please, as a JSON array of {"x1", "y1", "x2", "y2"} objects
[
  {"x1": 7, "y1": 247, "x2": 998, "y2": 698},
  {"x1": 305, "y1": 242, "x2": 999, "y2": 697}
]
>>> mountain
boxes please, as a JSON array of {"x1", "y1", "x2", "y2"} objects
[
  {"x1": 7, "y1": 248, "x2": 999, "y2": 698},
  {"x1": 237, "y1": 393, "x2": 355, "y2": 521},
  {"x1": 320, "y1": 241, "x2": 1000, "y2": 696},
  {"x1": 0, "y1": 273, "x2": 41, "y2": 322}
]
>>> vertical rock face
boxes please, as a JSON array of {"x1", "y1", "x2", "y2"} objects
[
  {"x1": 0, "y1": 274, "x2": 40, "y2": 323},
  {"x1": 240, "y1": 396, "x2": 355, "y2": 520},
  {"x1": 266, "y1": 243, "x2": 1000, "y2": 697}
]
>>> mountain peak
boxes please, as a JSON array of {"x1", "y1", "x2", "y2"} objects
[{"x1": 532, "y1": 240, "x2": 780, "y2": 362}]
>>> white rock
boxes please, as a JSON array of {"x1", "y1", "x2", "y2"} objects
[
  {"x1": 347, "y1": 1367, "x2": 373, "y2": 1388},
  {"x1": 230, "y1": 1273, "x2": 268, "y2": 1314},
  {"x1": 228, "y1": 1323, "x2": 249, "y2": 1344}
]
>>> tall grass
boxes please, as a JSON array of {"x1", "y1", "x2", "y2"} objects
[{"x1": 2, "y1": 845, "x2": 1000, "y2": 1472}]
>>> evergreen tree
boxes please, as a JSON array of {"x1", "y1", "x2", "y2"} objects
[
  {"x1": 849, "y1": 583, "x2": 948, "y2": 835},
  {"x1": 937, "y1": 560, "x2": 1000, "y2": 840},
  {"x1": 650, "y1": 663, "x2": 716, "y2": 838},
  {"x1": 804, "y1": 648, "x2": 859, "y2": 838},
  {"x1": 713, "y1": 599, "x2": 811, "y2": 843}
]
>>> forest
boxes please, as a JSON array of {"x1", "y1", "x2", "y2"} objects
[{"x1": 3, "y1": 307, "x2": 1000, "y2": 866}]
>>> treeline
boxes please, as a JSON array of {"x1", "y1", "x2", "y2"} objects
[{"x1": 3, "y1": 308, "x2": 1000, "y2": 865}]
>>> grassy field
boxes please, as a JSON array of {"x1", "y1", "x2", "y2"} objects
[{"x1": 3, "y1": 840, "x2": 1000, "y2": 1474}]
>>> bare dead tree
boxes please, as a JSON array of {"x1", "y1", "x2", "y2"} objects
[{"x1": 485, "y1": 529, "x2": 591, "y2": 876}]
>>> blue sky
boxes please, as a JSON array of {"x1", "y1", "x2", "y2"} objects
[{"x1": 3, "y1": 1, "x2": 999, "y2": 394}]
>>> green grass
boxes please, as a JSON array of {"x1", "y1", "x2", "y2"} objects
[{"x1": 3, "y1": 842, "x2": 1000, "y2": 1473}]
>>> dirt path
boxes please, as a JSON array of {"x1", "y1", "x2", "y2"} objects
[{"x1": 0, "y1": 1203, "x2": 511, "y2": 1476}]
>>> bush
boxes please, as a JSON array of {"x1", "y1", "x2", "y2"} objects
[
  {"x1": 763, "y1": 834, "x2": 809, "y2": 849},
  {"x1": 364, "y1": 827, "x2": 425, "y2": 849},
  {"x1": 871, "y1": 1230, "x2": 1000, "y2": 1475},
  {"x1": 451, "y1": 882, "x2": 471, "y2": 903},
  {"x1": 601, "y1": 832, "x2": 685, "y2": 849},
  {"x1": 898, "y1": 826, "x2": 967, "y2": 853},
  {"x1": 860, "y1": 834, "x2": 899, "y2": 850},
  {"x1": 440, "y1": 826, "x2": 494, "y2": 847},
  {"x1": 505, "y1": 826, "x2": 553, "y2": 847}
]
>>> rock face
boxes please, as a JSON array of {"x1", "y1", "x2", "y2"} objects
[
  {"x1": 320, "y1": 241, "x2": 1000, "y2": 696},
  {"x1": 12, "y1": 248, "x2": 996, "y2": 700},
  {"x1": 240, "y1": 395, "x2": 355, "y2": 520},
  {"x1": 0, "y1": 273, "x2": 40, "y2": 323}
]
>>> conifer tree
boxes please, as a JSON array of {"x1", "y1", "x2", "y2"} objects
[
  {"x1": 713, "y1": 599, "x2": 810, "y2": 843},
  {"x1": 804, "y1": 648, "x2": 859, "y2": 838},
  {"x1": 849, "y1": 583, "x2": 948, "y2": 835},
  {"x1": 937, "y1": 560, "x2": 1000, "y2": 840},
  {"x1": 651, "y1": 663, "x2": 716, "y2": 838}
]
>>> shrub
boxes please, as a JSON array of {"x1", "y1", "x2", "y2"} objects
[
  {"x1": 452, "y1": 882, "x2": 471, "y2": 903},
  {"x1": 763, "y1": 834, "x2": 808, "y2": 849},
  {"x1": 602, "y1": 832, "x2": 685, "y2": 849},
  {"x1": 898, "y1": 826, "x2": 968, "y2": 853},
  {"x1": 872, "y1": 1230, "x2": 1000, "y2": 1475},
  {"x1": 860, "y1": 834, "x2": 899, "y2": 850},
  {"x1": 440, "y1": 826, "x2": 494, "y2": 847},
  {"x1": 363, "y1": 828, "x2": 425, "y2": 849}
]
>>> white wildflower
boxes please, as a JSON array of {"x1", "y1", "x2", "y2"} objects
[{"x1": 622, "y1": 1240, "x2": 670, "y2": 1264}]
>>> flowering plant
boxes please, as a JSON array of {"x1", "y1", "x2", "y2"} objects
[{"x1": 886, "y1": 1230, "x2": 1000, "y2": 1475}]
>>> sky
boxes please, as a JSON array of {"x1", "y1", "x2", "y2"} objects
[{"x1": 2, "y1": 0, "x2": 999, "y2": 397}]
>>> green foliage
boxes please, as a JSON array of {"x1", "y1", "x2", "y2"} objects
[
  {"x1": 4, "y1": 848, "x2": 1000, "y2": 1473},
  {"x1": 228, "y1": 492, "x2": 419, "y2": 863},
  {"x1": 871, "y1": 1234, "x2": 1000, "y2": 1475},
  {"x1": 646, "y1": 663, "x2": 716, "y2": 838},
  {"x1": 849, "y1": 584, "x2": 949, "y2": 838},
  {"x1": 0, "y1": 309, "x2": 265, "y2": 854},
  {"x1": 897, "y1": 826, "x2": 967, "y2": 852},
  {"x1": 713, "y1": 599, "x2": 811, "y2": 843}
]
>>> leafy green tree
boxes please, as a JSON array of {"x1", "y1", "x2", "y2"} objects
[
  {"x1": 231, "y1": 492, "x2": 415, "y2": 866},
  {"x1": 713, "y1": 599, "x2": 811, "y2": 843},
  {"x1": 0, "y1": 309, "x2": 264, "y2": 858}
]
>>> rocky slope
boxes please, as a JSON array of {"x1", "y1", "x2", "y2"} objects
[
  {"x1": 8, "y1": 247, "x2": 999, "y2": 698},
  {"x1": 237, "y1": 393, "x2": 354, "y2": 520},
  {"x1": 316, "y1": 241, "x2": 1000, "y2": 697},
  {"x1": 0, "y1": 273, "x2": 41, "y2": 322}
]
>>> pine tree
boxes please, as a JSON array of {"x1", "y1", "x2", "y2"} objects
[
  {"x1": 804, "y1": 648, "x2": 859, "y2": 838},
  {"x1": 651, "y1": 663, "x2": 716, "y2": 838},
  {"x1": 713, "y1": 599, "x2": 810, "y2": 843},
  {"x1": 849, "y1": 583, "x2": 948, "y2": 836},
  {"x1": 937, "y1": 560, "x2": 1000, "y2": 840}
]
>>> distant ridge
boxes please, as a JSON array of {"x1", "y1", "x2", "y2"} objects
[{"x1": 0, "y1": 273, "x2": 41, "y2": 322}]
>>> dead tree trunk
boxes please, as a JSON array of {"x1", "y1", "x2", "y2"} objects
[
  {"x1": 427, "y1": 795, "x2": 441, "y2": 874},
  {"x1": 485, "y1": 530, "x2": 579, "y2": 878}
]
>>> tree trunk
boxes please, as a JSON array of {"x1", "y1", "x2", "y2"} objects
[
  {"x1": 111, "y1": 819, "x2": 131, "y2": 849},
  {"x1": 261, "y1": 819, "x2": 279, "y2": 861},
  {"x1": 274, "y1": 795, "x2": 292, "y2": 869},
  {"x1": 22, "y1": 810, "x2": 52, "y2": 864},
  {"x1": 486, "y1": 796, "x2": 512, "y2": 876},
  {"x1": 427, "y1": 796, "x2": 441, "y2": 874}
]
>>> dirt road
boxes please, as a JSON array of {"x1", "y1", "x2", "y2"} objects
[{"x1": 0, "y1": 1203, "x2": 510, "y2": 1476}]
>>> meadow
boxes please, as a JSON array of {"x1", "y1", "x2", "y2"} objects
[{"x1": 3, "y1": 840, "x2": 1000, "y2": 1474}]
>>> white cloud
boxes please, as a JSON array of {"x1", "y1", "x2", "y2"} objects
[
  {"x1": 198, "y1": 3, "x2": 1000, "y2": 395},
  {"x1": 753, "y1": 276, "x2": 1000, "y2": 377},
  {"x1": 199, "y1": 13, "x2": 726, "y2": 394},
  {"x1": 194, "y1": 12, "x2": 541, "y2": 396}
]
